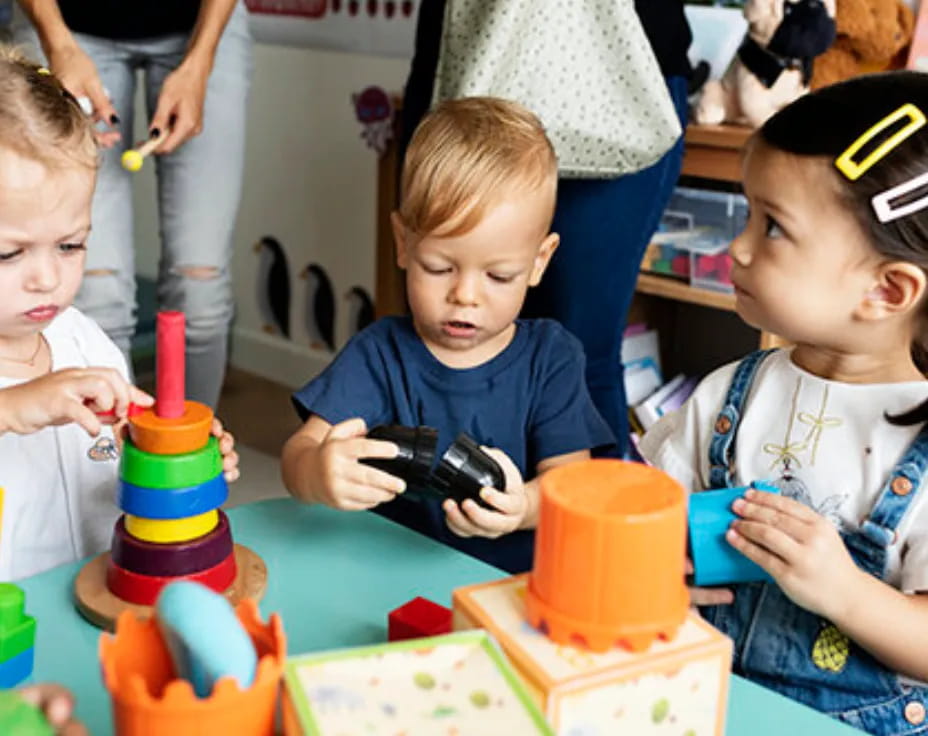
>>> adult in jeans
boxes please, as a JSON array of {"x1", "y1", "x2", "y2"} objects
[
  {"x1": 401, "y1": 0, "x2": 692, "y2": 458},
  {"x1": 14, "y1": 0, "x2": 253, "y2": 408}
]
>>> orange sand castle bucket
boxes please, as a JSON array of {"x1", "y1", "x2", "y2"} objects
[
  {"x1": 526, "y1": 459, "x2": 688, "y2": 652},
  {"x1": 100, "y1": 598, "x2": 285, "y2": 735}
]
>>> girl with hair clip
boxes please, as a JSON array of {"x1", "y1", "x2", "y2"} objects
[{"x1": 641, "y1": 71, "x2": 928, "y2": 735}]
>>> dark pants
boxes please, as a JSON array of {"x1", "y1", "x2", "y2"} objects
[{"x1": 522, "y1": 76, "x2": 690, "y2": 457}]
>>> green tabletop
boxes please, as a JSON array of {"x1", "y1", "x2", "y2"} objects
[{"x1": 18, "y1": 498, "x2": 861, "y2": 735}]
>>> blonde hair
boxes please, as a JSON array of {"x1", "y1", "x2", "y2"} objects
[
  {"x1": 399, "y1": 97, "x2": 557, "y2": 237},
  {"x1": 0, "y1": 45, "x2": 96, "y2": 170}
]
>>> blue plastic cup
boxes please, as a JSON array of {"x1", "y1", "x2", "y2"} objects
[{"x1": 688, "y1": 481, "x2": 779, "y2": 587}]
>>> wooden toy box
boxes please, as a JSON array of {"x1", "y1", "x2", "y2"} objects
[
  {"x1": 453, "y1": 575, "x2": 733, "y2": 735},
  {"x1": 281, "y1": 629, "x2": 553, "y2": 735}
]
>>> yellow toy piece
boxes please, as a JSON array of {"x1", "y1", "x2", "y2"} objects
[
  {"x1": 121, "y1": 149, "x2": 144, "y2": 172},
  {"x1": 125, "y1": 509, "x2": 219, "y2": 543}
]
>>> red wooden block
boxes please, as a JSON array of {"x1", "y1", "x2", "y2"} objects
[{"x1": 388, "y1": 597, "x2": 452, "y2": 642}]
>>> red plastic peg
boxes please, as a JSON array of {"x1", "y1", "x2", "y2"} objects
[{"x1": 156, "y1": 311, "x2": 185, "y2": 419}]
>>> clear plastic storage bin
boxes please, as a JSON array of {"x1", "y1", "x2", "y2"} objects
[{"x1": 641, "y1": 187, "x2": 747, "y2": 293}]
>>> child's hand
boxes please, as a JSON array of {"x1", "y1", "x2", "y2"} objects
[
  {"x1": 443, "y1": 447, "x2": 526, "y2": 538},
  {"x1": 685, "y1": 558, "x2": 734, "y2": 607},
  {"x1": 212, "y1": 418, "x2": 240, "y2": 483},
  {"x1": 314, "y1": 418, "x2": 406, "y2": 510},
  {"x1": 18, "y1": 682, "x2": 88, "y2": 735},
  {"x1": 0, "y1": 368, "x2": 153, "y2": 437},
  {"x1": 727, "y1": 488, "x2": 859, "y2": 619}
]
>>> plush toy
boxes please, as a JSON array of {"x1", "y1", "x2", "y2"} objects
[
  {"x1": 810, "y1": 0, "x2": 914, "y2": 90},
  {"x1": 693, "y1": 0, "x2": 837, "y2": 128}
]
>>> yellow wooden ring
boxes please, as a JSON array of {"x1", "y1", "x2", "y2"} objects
[{"x1": 125, "y1": 509, "x2": 219, "y2": 543}]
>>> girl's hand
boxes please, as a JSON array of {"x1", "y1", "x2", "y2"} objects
[
  {"x1": 46, "y1": 43, "x2": 121, "y2": 148},
  {"x1": 0, "y1": 368, "x2": 153, "y2": 437},
  {"x1": 727, "y1": 488, "x2": 859, "y2": 620},
  {"x1": 18, "y1": 682, "x2": 88, "y2": 735},
  {"x1": 313, "y1": 418, "x2": 405, "y2": 510},
  {"x1": 443, "y1": 447, "x2": 526, "y2": 538},
  {"x1": 211, "y1": 417, "x2": 240, "y2": 483},
  {"x1": 685, "y1": 558, "x2": 734, "y2": 606}
]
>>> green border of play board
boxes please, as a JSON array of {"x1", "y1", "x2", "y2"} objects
[{"x1": 283, "y1": 629, "x2": 554, "y2": 735}]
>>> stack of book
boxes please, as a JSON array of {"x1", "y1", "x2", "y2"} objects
[{"x1": 623, "y1": 324, "x2": 699, "y2": 440}]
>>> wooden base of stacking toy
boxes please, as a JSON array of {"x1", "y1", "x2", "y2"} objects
[{"x1": 73, "y1": 544, "x2": 266, "y2": 631}]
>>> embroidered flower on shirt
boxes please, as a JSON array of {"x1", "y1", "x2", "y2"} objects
[{"x1": 87, "y1": 436, "x2": 118, "y2": 462}]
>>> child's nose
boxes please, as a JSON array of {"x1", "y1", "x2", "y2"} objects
[
  {"x1": 728, "y1": 231, "x2": 752, "y2": 267},
  {"x1": 26, "y1": 255, "x2": 60, "y2": 291},
  {"x1": 449, "y1": 272, "x2": 480, "y2": 305}
]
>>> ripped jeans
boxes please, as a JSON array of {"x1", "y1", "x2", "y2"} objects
[{"x1": 14, "y1": 1, "x2": 253, "y2": 407}]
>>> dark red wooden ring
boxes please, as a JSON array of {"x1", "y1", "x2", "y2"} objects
[
  {"x1": 110, "y1": 510, "x2": 233, "y2": 577},
  {"x1": 105, "y1": 550, "x2": 237, "y2": 606}
]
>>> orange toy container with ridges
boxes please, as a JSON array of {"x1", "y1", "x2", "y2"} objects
[
  {"x1": 128, "y1": 401, "x2": 214, "y2": 455},
  {"x1": 526, "y1": 459, "x2": 688, "y2": 652},
  {"x1": 99, "y1": 598, "x2": 285, "y2": 735}
]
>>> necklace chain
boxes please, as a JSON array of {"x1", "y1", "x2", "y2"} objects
[{"x1": 0, "y1": 334, "x2": 44, "y2": 366}]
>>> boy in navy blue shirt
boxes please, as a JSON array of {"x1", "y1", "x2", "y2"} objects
[{"x1": 282, "y1": 98, "x2": 614, "y2": 572}]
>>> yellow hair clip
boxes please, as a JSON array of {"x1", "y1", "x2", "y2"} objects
[
  {"x1": 835, "y1": 103, "x2": 926, "y2": 181},
  {"x1": 36, "y1": 67, "x2": 51, "y2": 75}
]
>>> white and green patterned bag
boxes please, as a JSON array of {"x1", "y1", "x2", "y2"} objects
[{"x1": 432, "y1": 0, "x2": 682, "y2": 178}]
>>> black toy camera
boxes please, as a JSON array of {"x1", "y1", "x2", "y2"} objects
[{"x1": 360, "y1": 425, "x2": 506, "y2": 510}]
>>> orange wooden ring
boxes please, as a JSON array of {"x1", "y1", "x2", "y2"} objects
[
  {"x1": 106, "y1": 550, "x2": 236, "y2": 606},
  {"x1": 128, "y1": 401, "x2": 214, "y2": 455}
]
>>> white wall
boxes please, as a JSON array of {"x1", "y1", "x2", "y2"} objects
[{"x1": 133, "y1": 44, "x2": 409, "y2": 388}]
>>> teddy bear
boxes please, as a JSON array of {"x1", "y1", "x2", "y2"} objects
[
  {"x1": 809, "y1": 0, "x2": 914, "y2": 90},
  {"x1": 693, "y1": 0, "x2": 837, "y2": 128}
]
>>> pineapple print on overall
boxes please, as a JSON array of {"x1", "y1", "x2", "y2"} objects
[
  {"x1": 763, "y1": 378, "x2": 851, "y2": 673},
  {"x1": 812, "y1": 622, "x2": 850, "y2": 673}
]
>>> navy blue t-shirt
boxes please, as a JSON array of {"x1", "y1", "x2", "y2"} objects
[{"x1": 292, "y1": 316, "x2": 614, "y2": 572}]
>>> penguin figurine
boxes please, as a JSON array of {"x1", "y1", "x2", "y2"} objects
[
  {"x1": 253, "y1": 236, "x2": 290, "y2": 339},
  {"x1": 345, "y1": 285, "x2": 374, "y2": 337},
  {"x1": 300, "y1": 263, "x2": 336, "y2": 352}
]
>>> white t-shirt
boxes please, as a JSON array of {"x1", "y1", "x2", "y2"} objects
[
  {"x1": 640, "y1": 348, "x2": 928, "y2": 594},
  {"x1": 0, "y1": 307, "x2": 127, "y2": 580}
]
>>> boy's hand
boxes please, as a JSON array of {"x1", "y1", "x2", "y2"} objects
[
  {"x1": 443, "y1": 447, "x2": 526, "y2": 538},
  {"x1": 314, "y1": 418, "x2": 406, "y2": 510},
  {"x1": 727, "y1": 488, "x2": 859, "y2": 620},
  {"x1": 211, "y1": 418, "x2": 240, "y2": 483},
  {"x1": 685, "y1": 558, "x2": 734, "y2": 606},
  {"x1": 0, "y1": 368, "x2": 153, "y2": 437},
  {"x1": 18, "y1": 682, "x2": 88, "y2": 735}
]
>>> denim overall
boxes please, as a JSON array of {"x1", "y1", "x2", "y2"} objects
[{"x1": 700, "y1": 350, "x2": 928, "y2": 735}]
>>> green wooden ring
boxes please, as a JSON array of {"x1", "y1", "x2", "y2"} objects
[{"x1": 120, "y1": 436, "x2": 222, "y2": 489}]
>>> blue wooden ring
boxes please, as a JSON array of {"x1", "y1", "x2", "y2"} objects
[
  {"x1": 117, "y1": 473, "x2": 228, "y2": 519},
  {"x1": 111, "y1": 510, "x2": 234, "y2": 577}
]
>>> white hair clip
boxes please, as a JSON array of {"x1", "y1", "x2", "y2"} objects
[{"x1": 872, "y1": 170, "x2": 928, "y2": 223}]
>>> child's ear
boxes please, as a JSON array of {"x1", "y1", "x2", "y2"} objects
[
  {"x1": 858, "y1": 262, "x2": 927, "y2": 320},
  {"x1": 528, "y1": 233, "x2": 560, "y2": 287},
  {"x1": 391, "y1": 211, "x2": 409, "y2": 270}
]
